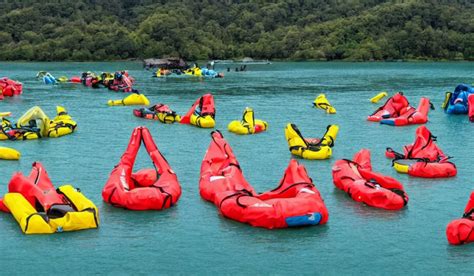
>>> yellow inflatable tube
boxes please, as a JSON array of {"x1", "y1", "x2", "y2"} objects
[
  {"x1": 4, "y1": 185, "x2": 99, "y2": 234},
  {"x1": 370, "y1": 92, "x2": 388, "y2": 103},
  {"x1": 190, "y1": 114, "x2": 215, "y2": 128},
  {"x1": 108, "y1": 93, "x2": 150, "y2": 106},
  {"x1": 284, "y1": 124, "x2": 339, "y2": 160},
  {"x1": 228, "y1": 107, "x2": 268, "y2": 135},
  {"x1": 0, "y1": 147, "x2": 20, "y2": 160},
  {"x1": 313, "y1": 94, "x2": 336, "y2": 114}
]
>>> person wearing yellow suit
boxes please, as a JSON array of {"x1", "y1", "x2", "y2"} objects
[
  {"x1": 284, "y1": 123, "x2": 339, "y2": 160},
  {"x1": 48, "y1": 106, "x2": 77, "y2": 138},
  {"x1": 313, "y1": 94, "x2": 336, "y2": 114},
  {"x1": 228, "y1": 107, "x2": 268, "y2": 135},
  {"x1": 108, "y1": 93, "x2": 150, "y2": 106}
]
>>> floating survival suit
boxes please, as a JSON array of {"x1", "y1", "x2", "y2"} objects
[
  {"x1": 0, "y1": 77, "x2": 22, "y2": 100},
  {"x1": 102, "y1": 126, "x2": 181, "y2": 210},
  {"x1": 133, "y1": 103, "x2": 181, "y2": 124},
  {"x1": 284, "y1": 124, "x2": 338, "y2": 160},
  {"x1": 199, "y1": 131, "x2": 328, "y2": 229},
  {"x1": 332, "y1": 149, "x2": 408, "y2": 210},
  {"x1": 228, "y1": 107, "x2": 267, "y2": 134},
  {"x1": 368, "y1": 92, "x2": 432, "y2": 126},
  {"x1": 386, "y1": 125, "x2": 457, "y2": 178},
  {"x1": 313, "y1": 94, "x2": 336, "y2": 114},
  {"x1": 108, "y1": 93, "x2": 150, "y2": 106},
  {"x1": 446, "y1": 192, "x2": 474, "y2": 245},
  {"x1": 180, "y1": 93, "x2": 216, "y2": 128},
  {"x1": 442, "y1": 84, "x2": 474, "y2": 122},
  {"x1": 0, "y1": 162, "x2": 99, "y2": 234}
]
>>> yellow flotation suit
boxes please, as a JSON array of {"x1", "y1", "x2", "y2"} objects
[
  {"x1": 0, "y1": 112, "x2": 11, "y2": 117},
  {"x1": 4, "y1": 185, "x2": 99, "y2": 234},
  {"x1": 48, "y1": 106, "x2": 77, "y2": 138},
  {"x1": 370, "y1": 92, "x2": 388, "y2": 103},
  {"x1": 313, "y1": 94, "x2": 336, "y2": 114},
  {"x1": 228, "y1": 107, "x2": 268, "y2": 135},
  {"x1": 183, "y1": 66, "x2": 202, "y2": 77},
  {"x1": 57, "y1": 76, "x2": 69, "y2": 83},
  {"x1": 0, "y1": 146, "x2": 20, "y2": 160},
  {"x1": 15, "y1": 106, "x2": 50, "y2": 140},
  {"x1": 189, "y1": 114, "x2": 215, "y2": 128},
  {"x1": 108, "y1": 93, "x2": 150, "y2": 106},
  {"x1": 0, "y1": 117, "x2": 40, "y2": 140},
  {"x1": 284, "y1": 124, "x2": 339, "y2": 160}
]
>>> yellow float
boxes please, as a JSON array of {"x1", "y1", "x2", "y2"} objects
[
  {"x1": 370, "y1": 92, "x2": 388, "y2": 103},
  {"x1": 284, "y1": 123, "x2": 339, "y2": 160},
  {"x1": 108, "y1": 93, "x2": 150, "y2": 106},
  {"x1": 0, "y1": 106, "x2": 76, "y2": 140},
  {"x1": 0, "y1": 147, "x2": 20, "y2": 160},
  {"x1": 180, "y1": 94, "x2": 216, "y2": 128},
  {"x1": 313, "y1": 94, "x2": 336, "y2": 114},
  {"x1": 228, "y1": 107, "x2": 268, "y2": 135}
]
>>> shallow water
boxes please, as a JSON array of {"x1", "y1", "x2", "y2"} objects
[{"x1": 0, "y1": 62, "x2": 473, "y2": 274}]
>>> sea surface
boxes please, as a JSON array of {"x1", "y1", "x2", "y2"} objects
[{"x1": 0, "y1": 62, "x2": 473, "y2": 275}]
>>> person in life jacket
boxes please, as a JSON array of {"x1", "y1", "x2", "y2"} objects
[
  {"x1": 102, "y1": 126, "x2": 181, "y2": 210},
  {"x1": 446, "y1": 191, "x2": 474, "y2": 245},
  {"x1": 368, "y1": 92, "x2": 432, "y2": 126},
  {"x1": 133, "y1": 103, "x2": 181, "y2": 124},
  {"x1": 385, "y1": 125, "x2": 457, "y2": 178},
  {"x1": 180, "y1": 93, "x2": 216, "y2": 128},
  {"x1": 332, "y1": 149, "x2": 408, "y2": 210},
  {"x1": 442, "y1": 84, "x2": 474, "y2": 122},
  {"x1": 109, "y1": 71, "x2": 135, "y2": 92},
  {"x1": 199, "y1": 131, "x2": 329, "y2": 229}
]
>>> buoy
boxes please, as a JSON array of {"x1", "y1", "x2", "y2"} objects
[
  {"x1": 0, "y1": 147, "x2": 20, "y2": 160},
  {"x1": 108, "y1": 93, "x2": 150, "y2": 106},
  {"x1": 370, "y1": 92, "x2": 388, "y2": 103}
]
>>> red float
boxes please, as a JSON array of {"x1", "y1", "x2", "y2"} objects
[
  {"x1": 102, "y1": 126, "x2": 181, "y2": 210},
  {"x1": 332, "y1": 149, "x2": 408, "y2": 210},
  {"x1": 386, "y1": 125, "x2": 457, "y2": 178},
  {"x1": 446, "y1": 192, "x2": 474, "y2": 245},
  {"x1": 200, "y1": 131, "x2": 328, "y2": 229},
  {"x1": 0, "y1": 77, "x2": 22, "y2": 100},
  {"x1": 180, "y1": 93, "x2": 215, "y2": 124}
]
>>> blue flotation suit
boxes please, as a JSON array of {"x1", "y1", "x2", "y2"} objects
[
  {"x1": 201, "y1": 68, "x2": 218, "y2": 78},
  {"x1": 43, "y1": 74, "x2": 57, "y2": 85},
  {"x1": 445, "y1": 84, "x2": 474, "y2": 114}
]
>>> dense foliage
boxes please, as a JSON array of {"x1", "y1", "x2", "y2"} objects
[{"x1": 0, "y1": 0, "x2": 472, "y2": 61}]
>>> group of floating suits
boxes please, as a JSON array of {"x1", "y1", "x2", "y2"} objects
[
  {"x1": 155, "y1": 66, "x2": 224, "y2": 79},
  {"x1": 0, "y1": 78, "x2": 22, "y2": 100}
]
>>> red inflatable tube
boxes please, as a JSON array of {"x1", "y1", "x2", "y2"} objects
[
  {"x1": 446, "y1": 192, "x2": 474, "y2": 245},
  {"x1": 380, "y1": 97, "x2": 430, "y2": 126},
  {"x1": 102, "y1": 126, "x2": 181, "y2": 210},
  {"x1": 70, "y1": 76, "x2": 81, "y2": 83},
  {"x1": 468, "y1": 94, "x2": 474, "y2": 122},
  {"x1": 0, "y1": 162, "x2": 70, "y2": 213},
  {"x1": 386, "y1": 126, "x2": 457, "y2": 178},
  {"x1": 368, "y1": 92, "x2": 409, "y2": 122},
  {"x1": 200, "y1": 131, "x2": 328, "y2": 229},
  {"x1": 332, "y1": 149, "x2": 408, "y2": 210},
  {"x1": 180, "y1": 93, "x2": 215, "y2": 124}
]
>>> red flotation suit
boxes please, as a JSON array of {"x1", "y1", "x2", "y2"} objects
[
  {"x1": 468, "y1": 94, "x2": 474, "y2": 122},
  {"x1": 0, "y1": 162, "x2": 76, "y2": 214},
  {"x1": 102, "y1": 126, "x2": 181, "y2": 210},
  {"x1": 200, "y1": 131, "x2": 328, "y2": 229},
  {"x1": 180, "y1": 93, "x2": 215, "y2": 124},
  {"x1": 446, "y1": 192, "x2": 474, "y2": 245},
  {"x1": 386, "y1": 125, "x2": 457, "y2": 178},
  {"x1": 332, "y1": 149, "x2": 408, "y2": 210},
  {"x1": 368, "y1": 92, "x2": 409, "y2": 122},
  {"x1": 380, "y1": 97, "x2": 431, "y2": 126},
  {"x1": 0, "y1": 77, "x2": 23, "y2": 99}
]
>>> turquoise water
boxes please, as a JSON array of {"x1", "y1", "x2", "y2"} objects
[{"x1": 1, "y1": 62, "x2": 473, "y2": 274}]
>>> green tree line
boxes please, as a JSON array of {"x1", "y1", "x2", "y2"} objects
[{"x1": 0, "y1": 0, "x2": 472, "y2": 61}]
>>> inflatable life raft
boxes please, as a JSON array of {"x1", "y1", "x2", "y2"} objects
[
  {"x1": 0, "y1": 162, "x2": 99, "y2": 234},
  {"x1": 386, "y1": 125, "x2": 457, "y2": 178},
  {"x1": 442, "y1": 84, "x2": 474, "y2": 121},
  {"x1": 313, "y1": 94, "x2": 336, "y2": 114},
  {"x1": 0, "y1": 106, "x2": 77, "y2": 140},
  {"x1": 102, "y1": 126, "x2": 181, "y2": 210},
  {"x1": 0, "y1": 77, "x2": 22, "y2": 100},
  {"x1": 284, "y1": 124, "x2": 339, "y2": 160},
  {"x1": 446, "y1": 192, "x2": 474, "y2": 245},
  {"x1": 180, "y1": 93, "x2": 216, "y2": 128},
  {"x1": 133, "y1": 104, "x2": 181, "y2": 124},
  {"x1": 370, "y1": 92, "x2": 388, "y2": 103},
  {"x1": 0, "y1": 146, "x2": 20, "y2": 160},
  {"x1": 332, "y1": 149, "x2": 408, "y2": 210},
  {"x1": 368, "y1": 92, "x2": 432, "y2": 126},
  {"x1": 200, "y1": 131, "x2": 329, "y2": 229},
  {"x1": 108, "y1": 93, "x2": 150, "y2": 106},
  {"x1": 227, "y1": 107, "x2": 267, "y2": 135}
]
